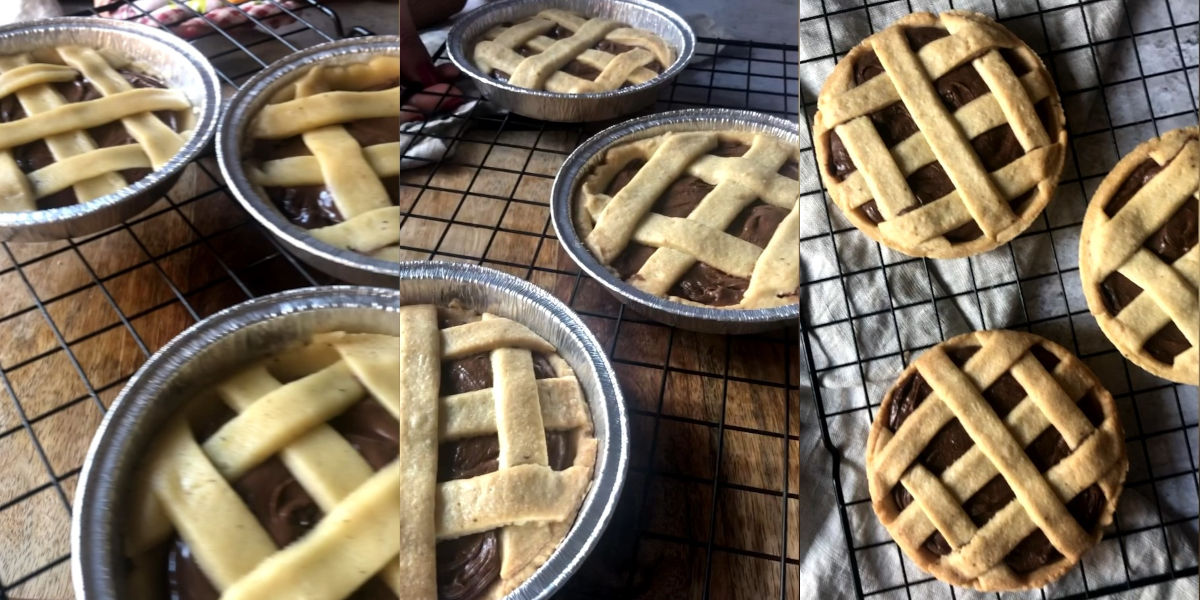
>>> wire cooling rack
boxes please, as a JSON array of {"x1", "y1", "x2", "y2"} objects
[
  {"x1": 0, "y1": 2, "x2": 364, "y2": 598},
  {"x1": 402, "y1": 35, "x2": 802, "y2": 600},
  {"x1": 792, "y1": 1, "x2": 1198, "y2": 599}
]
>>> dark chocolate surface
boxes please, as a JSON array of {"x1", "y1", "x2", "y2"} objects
[
  {"x1": 0, "y1": 69, "x2": 179, "y2": 209},
  {"x1": 885, "y1": 343, "x2": 1109, "y2": 569}
]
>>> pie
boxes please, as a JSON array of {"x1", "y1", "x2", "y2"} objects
[
  {"x1": 1079, "y1": 126, "x2": 1199, "y2": 384},
  {"x1": 0, "y1": 45, "x2": 195, "y2": 212},
  {"x1": 575, "y1": 129, "x2": 801, "y2": 309},
  {"x1": 813, "y1": 11, "x2": 1067, "y2": 258},
  {"x1": 866, "y1": 330, "x2": 1127, "y2": 590},
  {"x1": 122, "y1": 306, "x2": 597, "y2": 600},
  {"x1": 472, "y1": 9, "x2": 675, "y2": 93},
  {"x1": 245, "y1": 55, "x2": 402, "y2": 261}
]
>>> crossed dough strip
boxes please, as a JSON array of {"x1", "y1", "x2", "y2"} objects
[
  {"x1": 0, "y1": 47, "x2": 192, "y2": 212},
  {"x1": 247, "y1": 56, "x2": 401, "y2": 258},
  {"x1": 813, "y1": 11, "x2": 1066, "y2": 258},
  {"x1": 1078, "y1": 126, "x2": 1199, "y2": 384},
  {"x1": 578, "y1": 130, "x2": 800, "y2": 309},
  {"x1": 866, "y1": 330, "x2": 1127, "y2": 591},
  {"x1": 126, "y1": 313, "x2": 596, "y2": 600},
  {"x1": 473, "y1": 9, "x2": 674, "y2": 93}
]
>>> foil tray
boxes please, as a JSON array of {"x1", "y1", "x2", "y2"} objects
[
  {"x1": 0, "y1": 17, "x2": 220, "y2": 242},
  {"x1": 446, "y1": 0, "x2": 695, "y2": 122},
  {"x1": 72, "y1": 263, "x2": 627, "y2": 600}
]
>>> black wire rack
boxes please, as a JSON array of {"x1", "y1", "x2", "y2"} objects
[
  {"x1": 794, "y1": 1, "x2": 1198, "y2": 599},
  {"x1": 0, "y1": 2, "x2": 370, "y2": 598},
  {"x1": 402, "y1": 34, "x2": 802, "y2": 600}
]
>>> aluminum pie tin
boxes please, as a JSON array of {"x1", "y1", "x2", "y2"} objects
[
  {"x1": 72, "y1": 265, "x2": 627, "y2": 600},
  {"x1": 551, "y1": 108, "x2": 801, "y2": 334},
  {"x1": 447, "y1": 0, "x2": 695, "y2": 122},
  {"x1": 0, "y1": 17, "x2": 220, "y2": 242},
  {"x1": 216, "y1": 37, "x2": 399, "y2": 287}
]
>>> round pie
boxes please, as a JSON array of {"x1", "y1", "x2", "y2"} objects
[
  {"x1": 1079, "y1": 126, "x2": 1198, "y2": 384},
  {"x1": 866, "y1": 330, "x2": 1127, "y2": 591},
  {"x1": 244, "y1": 55, "x2": 401, "y2": 261},
  {"x1": 0, "y1": 45, "x2": 196, "y2": 212},
  {"x1": 472, "y1": 8, "x2": 675, "y2": 93},
  {"x1": 813, "y1": 11, "x2": 1067, "y2": 258},
  {"x1": 575, "y1": 128, "x2": 800, "y2": 309},
  {"x1": 122, "y1": 306, "x2": 597, "y2": 599}
]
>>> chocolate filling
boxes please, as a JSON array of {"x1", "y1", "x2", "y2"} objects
[
  {"x1": 1104, "y1": 159, "x2": 1162, "y2": 218},
  {"x1": 163, "y1": 347, "x2": 569, "y2": 600},
  {"x1": 886, "y1": 344, "x2": 1108, "y2": 570},
  {"x1": 253, "y1": 104, "x2": 401, "y2": 230},
  {"x1": 0, "y1": 69, "x2": 181, "y2": 210},
  {"x1": 1144, "y1": 322, "x2": 1191, "y2": 366},
  {"x1": 487, "y1": 24, "x2": 664, "y2": 86},
  {"x1": 1144, "y1": 195, "x2": 1198, "y2": 263},
  {"x1": 605, "y1": 139, "x2": 795, "y2": 306}
]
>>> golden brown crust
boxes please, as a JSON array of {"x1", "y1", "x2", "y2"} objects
[
  {"x1": 813, "y1": 11, "x2": 1067, "y2": 258},
  {"x1": 865, "y1": 330, "x2": 1127, "y2": 591},
  {"x1": 1078, "y1": 126, "x2": 1199, "y2": 384}
]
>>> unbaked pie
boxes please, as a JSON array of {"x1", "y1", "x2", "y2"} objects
[
  {"x1": 814, "y1": 11, "x2": 1067, "y2": 258},
  {"x1": 0, "y1": 45, "x2": 195, "y2": 212},
  {"x1": 245, "y1": 55, "x2": 401, "y2": 261},
  {"x1": 123, "y1": 306, "x2": 597, "y2": 600},
  {"x1": 866, "y1": 330, "x2": 1127, "y2": 590},
  {"x1": 472, "y1": 9, "x2": 674, "y2": 93},
  {"x1": 576, "y1": 129, "x2": 800, "y2": 309},
  {"x1": 1079, "y1": 126, "x2": 1198, "y2": 384}
]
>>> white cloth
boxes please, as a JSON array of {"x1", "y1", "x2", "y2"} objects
[
  {"x1": 0, "y1": 0, "x2": 61, "y2": 25},
  {"x1": 794, "y1": 2, "x2": 1199, "y2": 599}
]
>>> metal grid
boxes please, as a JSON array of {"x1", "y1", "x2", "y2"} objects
[
  {"x1": 400, "y1": 38, "x2": 802, "y2": 599},
  {"x1": 794, "y1": 1, "x2": 1198, "y2": 599},
  {"x1": 0, "y1": 2, "x2": 366, "y2": 597}
]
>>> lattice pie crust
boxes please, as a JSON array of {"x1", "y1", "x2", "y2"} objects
[
  {"x1": 123, "y1": 307, "x2": 597, "y2": 600},
  {"x1": 814, "y1": 11, "x2": 1067, "y2": 258},
  {"x1": 1079, "y1": 126, "x2": 1199, "y2": 384},
  {"x1": 867, "y1": 330, "x2": 1127, "y2": 590},
  {"x1": 0, "y1": 46, "x2": 194, "y2": 212}
]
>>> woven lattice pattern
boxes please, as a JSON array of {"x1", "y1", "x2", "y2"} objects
[
  {"x1": 122, "y1": 308, "x2": 596, "y2": 599},
  {"x1": 576, "y1": 130, "x2": 801, "y2": 309},
  {"x1": 1079, "y1": 126, "x2": 1199, "y2": 384},
  {"x1": 866, "y1": 330, "x2": 1127, "y2": 591},
  {"x1": 472, "y1": 9, "x2": 674, "y2": 93},
  {"x1": 0, "y1": 46, "x2": 192, "y2": 212},
  {"x1": 246, "y1": 55, "x2": 402, "y2": 260},
  {"x1": 814, "y1": 11, "x2": 1067, "y2": 258}
]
